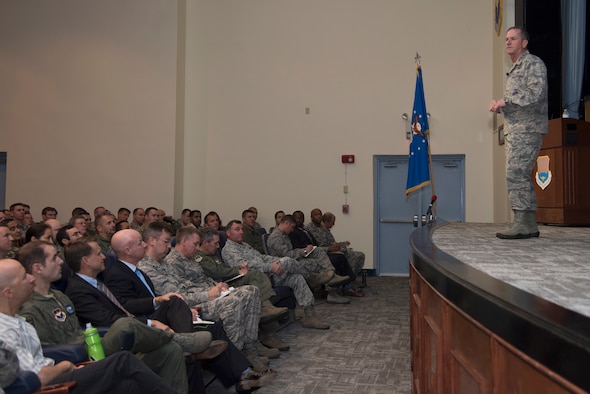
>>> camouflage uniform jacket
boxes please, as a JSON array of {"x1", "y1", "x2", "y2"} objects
[
  {"x1": 266, "y1": 229, "x2": 307, "y2": 260},
  {"x1": 304, "y1": 223, "x2": 337, "y2": 249},
  {"x1": 222, "y1": 240, "x2": 278, "y2": 272},
  {"x1": 138, "y1": 254, "x2": 210, "y2": 306},
  {"x1": 502, "y1": 50, "x2": 548, "y2": 135},
  {"x1": 19, "y1": 290, "x2": 84, "y2": 346}
]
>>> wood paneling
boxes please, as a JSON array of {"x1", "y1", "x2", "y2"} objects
[
  {"x1": 410, "y1": 265, "x2": 585, "y2": 394},
  {"x1": 535, "y1": 119, "x2": 590, "y2": 225}
]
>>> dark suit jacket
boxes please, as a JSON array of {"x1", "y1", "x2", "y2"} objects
[
  {"x1": 102, "y1": 259, "x2": 158, "y2": 317},
  {"x1": 65, "y1": 274, "x2": 148, "y2": 327}
]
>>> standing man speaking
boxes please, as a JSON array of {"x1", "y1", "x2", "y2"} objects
[{"x1": 489, "y1": 26, "x2": 548, "y2": 239}]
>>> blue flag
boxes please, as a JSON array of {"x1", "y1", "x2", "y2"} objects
[{"x1": 406, "y1": 65, "x2": 431, "y2": 196}]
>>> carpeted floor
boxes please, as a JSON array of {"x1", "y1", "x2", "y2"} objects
[{"x1": 206, "y1": 276, "x2": 412, "y2": 393}]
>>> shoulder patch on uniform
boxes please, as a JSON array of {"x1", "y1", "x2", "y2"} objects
[
  {"x1": 53, "y1": 308, "x2": 67, "y2": 322},
  {"x1": 195, "y1": 255, "x2": 203, "y2": 263}
]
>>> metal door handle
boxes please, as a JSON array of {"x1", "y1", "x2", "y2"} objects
[{"x1": 379, "y1": 218, "x2": 413, "y2": 223}]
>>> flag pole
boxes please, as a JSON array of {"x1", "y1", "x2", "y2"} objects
[{"x1": 414, "y1": 52, "x2": 436, "y2": 219}]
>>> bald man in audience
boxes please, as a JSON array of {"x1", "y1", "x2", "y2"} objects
[{"x1": 0, "y1": 258, "x2": 178, "y2": 394}]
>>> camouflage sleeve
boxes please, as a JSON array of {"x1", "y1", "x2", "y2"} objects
[
  {"x1": 222, "y1": 242, "x2": 274, "y2": 272},
  {"x1": 267, "y1": 233, "x2": 304, "y2": 259},
  {"x1": 503, "y1": 55, "x2": 547, "y2": 114},
  {"x1": 142, "y1": 257, "x2": 209, "y2": 306}
]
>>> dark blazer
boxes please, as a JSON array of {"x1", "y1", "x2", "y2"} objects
[
  {"x1": 102, "y1": 259, "x2": 158, "y2": 317},
  {"x1": 65, "y1": 274, "x2": 148, "y2": 327}
]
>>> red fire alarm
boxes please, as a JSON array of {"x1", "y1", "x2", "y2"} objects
[{"x1": 341, "y1": 154, "x2": 355, "y2": 164}]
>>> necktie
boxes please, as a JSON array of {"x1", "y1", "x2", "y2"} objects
[
  {"x1": 135, "y1": 268, "x2": 156, "y2": 298},
  {"x1": 97, "y1": 281, "x2": 134, "y2": 317}
]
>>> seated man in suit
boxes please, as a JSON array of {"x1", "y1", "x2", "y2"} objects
[
  {"x1": 17, "y1": 240, "x2": 198, "y2": 393},
  {"x1": 99, "y1": 229, "x2": 195, "y2": 333},
  {"x1": 63, "y1": 238, "x2": 220, "y2": 393},
  {"x1": 0, "y1": 258, "x2": 177, "y2": 394}
]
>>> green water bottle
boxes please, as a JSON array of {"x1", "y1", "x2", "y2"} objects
[{"x1": 84, "y1": 322, "x2": 105, "y2": 361}]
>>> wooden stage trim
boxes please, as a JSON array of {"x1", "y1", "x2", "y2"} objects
[{"x1": 410, "y1": 223, "x2": 590, "y2": 393}]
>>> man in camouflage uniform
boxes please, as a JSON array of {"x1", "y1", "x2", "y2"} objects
[
  {"x1": 265, "y1": 215, "x2": 350, "y2": 299},
  {"x1": 197, "y1": 227, "x2": 291, "y2": 350},
  {"x1": 141, "y1": 225, "x2": 273, "y2": 369},
  {"x1": 223, "y1": 220, "x2": 332, "y2": 329},
  {"x1": 305, "y1": 209, "x2": 365, "y2": 278},
  {"x1": 489, "y1": 26, "x2": 548, "y2": 239}
]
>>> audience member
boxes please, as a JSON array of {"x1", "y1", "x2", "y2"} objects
[
  {"x1": 138, "y1": 222, "x2": 277, "y2": 390},
  {"x1": 0, "y1": 224, "x2": 14, "y2": 259},
  {"x1": 116, "y1": 220, "x2": 131, "y2": 231},
  {"x1": 24, "y1": 223, "x2": 53, "y2": 244},
  {"x1": 117, "y1": 207, "x2": 131, "y2": 223},
  {"x1": 95, "y1": 213, "x2": 117, "y2": 254},
  {"x1": 16, "y1": 241, "x2": 192, "y2": 393},
  {"x1": 269, "y1": 210, "x2": 285, "y2": 233},
  {"x1": 223, "y1": 221, "x2": 331, "y2": 329},
  {"x1": 41, "y1": 206, "x2": 58, "y2": 221},
  {"x1": 44, "y1": 219, "x2": 62, "y2": 243},
  {"x1": 131, "y1": 207, "x2": 145, "y2": 230},
  {"x1": 9, "y1": 203, "x2": 28, "y2": 233},
  {"x1": 204, "y1": 211, "x2": 224, "y2": 231},
  {"x1": 306, "y1": 209, "x2": 365, "y2": 294},
  {"x1": 242, "y1": 209, "x2": 265, "y2": 253},
  {"x1": 142, "y1": 225, "x2": 269, "y2": 369},
  {"x1": 0, "y1": 258, "x2": 178, "y2": 394},
  {"x1": 197, "y1": 227, "x2": 290, "y2": 350},
  {"x1": 190, "y1": 210, "x2": 202, "y2": 228},
  {"x1": 268, "y1": 215, "x2": 350, "y2": 304}
]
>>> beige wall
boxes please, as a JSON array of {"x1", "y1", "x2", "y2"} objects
[
  {"x1": 0, "y1": 0, "x2": 179, "y2": 217},
  {"x1": 1, "y1": 0, "x2": 502, "y2": 268},
  {"x1": 184, "y1": 0, "x2": 496, "y2": 266}
]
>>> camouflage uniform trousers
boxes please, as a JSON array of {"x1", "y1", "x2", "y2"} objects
[
  {"x1": 344, "y1": 249, "x2": 365, "y2": 276},
  {"x1": 505, "y1": 132, "x2": 544, "y2": 211},
  {"x1": 294, "y1": 247, "x2": 334, "y2": 273},
  {"x1": 272, "y1": 272, "x2": 314, "y2": 307},
  {"x1": 233, "y1": 270, "x2": 276, "y2": 301},
  {"x1": 198, "y1": 285, "x2": 260, "y2": 350}
]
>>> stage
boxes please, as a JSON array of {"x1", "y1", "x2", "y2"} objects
[
  {"x1": 432, "y1": 222, "x2": 590, "y2": 318},
  {"x1": 409, "y1": 222, "x2": 590, "y2": 393}
]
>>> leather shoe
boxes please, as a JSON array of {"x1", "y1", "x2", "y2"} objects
[
  {"x1": 342, "y1": 288, "x2": 364, "y2": 297},
  {"x1": 192, "y1": 340, "x2": 228, "y2": 360}
]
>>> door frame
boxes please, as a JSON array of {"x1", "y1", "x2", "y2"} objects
[{"x1": 373, "y1": 154, "x2": 466, "y2": 276}]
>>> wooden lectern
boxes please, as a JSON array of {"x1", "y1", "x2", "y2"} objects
[{"x1": 534, "y1": 118, "x2": 590, "y2": 225}]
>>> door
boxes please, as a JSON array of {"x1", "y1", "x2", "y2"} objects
[{"x1": 374, "y1": 154, "x2": 465, "y2": 276}]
